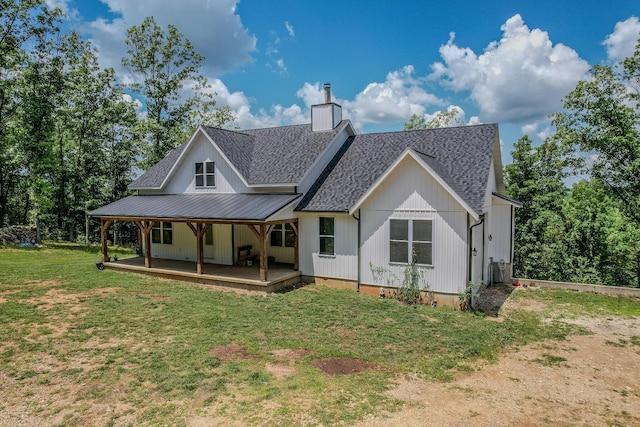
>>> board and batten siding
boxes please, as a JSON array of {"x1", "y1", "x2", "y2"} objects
[
  {"x1": 233, "y1": 224, "x2": 296, "y2": 265},
  {"x1": 163, "y1": 132, "x2": 249, "y2": 194},
  {"x1": 359, "y1": 155, "x2": 469, "y2": 295},
  {"x1": 298, "y1": 212, "x2": 358, "y2": 281},
  {"x1": 487, "y1": 200, "x2": 513, "y2": 263},
  {"x1": 149, "y1": 223, "x2": 233, "y2": 265}
]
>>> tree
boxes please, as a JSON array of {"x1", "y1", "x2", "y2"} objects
[
  {"x1": 563, "y1": 179, "x2": 640, "y2": 287},
  {"x1": 122, "y1": 17, "x2": 234, "y2": 168},
  {"x1": 404, "y1": 108, "x2": 465, "y2": 130},
  {"x1": 505, "y1": 136, "x2": 568, "y2": 280},
  {"x1": 0, "y1": 0, "x2": 61, "y2": 227},
  {"x1": 553, "y1": 38, "x2": 640, "y2": 226}
]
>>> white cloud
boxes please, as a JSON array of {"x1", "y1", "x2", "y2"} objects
[
  {"x1": 603, "y1": 16, "x2": 640, "y2": 62},
  {"x1": 342, "y1": 66, "x2": 443, "y2": 128},
  {"x1": 285, "y1": 21, "x2": 295, "y2": 37},
  {"x1": 86, "y1": 0, "x2": 256, "y2": 76},
  {"x1": 430, "y1": 14, "x2": 590, "y2": 124}
]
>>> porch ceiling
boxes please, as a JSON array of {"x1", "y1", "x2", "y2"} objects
[{"x1": 90, "y1": 193, "x2": 301, "y2": 222}]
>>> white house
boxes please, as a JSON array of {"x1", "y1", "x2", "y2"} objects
[{"x1": 91, "y1": 84, "x2": 520, "y2": 306}]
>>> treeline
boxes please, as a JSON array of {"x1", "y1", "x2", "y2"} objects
[
  {"x1": 506, "y1": 39, "x2": 640, "y2": 287},
  {"x1": 0, "y1": 1, "x2": 233, "y2": 241}
]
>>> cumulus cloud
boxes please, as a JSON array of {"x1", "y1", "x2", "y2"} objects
[
  {"x1": 603, "y1": 16, "x2": 640, "y2": 62},
  {"x1": 430, "y1": 14, "x2": 590, "y2": 124},
  {"x1": 86, "y1": 0, "x2": 256, "y2": 76},
  {"x1": 342, "y1": 66, "x2": 443, "y2": 128}
]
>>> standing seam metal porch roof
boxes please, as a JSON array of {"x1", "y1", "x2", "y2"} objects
[{"x1": 90, "y1": 193, "x2": 301, "y2": 221}]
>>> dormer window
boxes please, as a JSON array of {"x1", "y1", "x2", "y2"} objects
[{"x1": 195, "y1": 161, "x2": 215, "y2": 187}]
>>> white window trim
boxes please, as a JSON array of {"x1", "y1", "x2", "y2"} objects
[
  {"x1": 152, "y1": 222, "x2": 173, "y2": 245},
  {"x1": 195, "y1": 161, "x2": 216, "y2": 188},
  {"x1": 389, "y1": 218, "x2": 433, "y2": 267},
  {"x1": 270, "y1": 223, "x2": 295, "y2": 248},
  {"x1": 319, "y1": 216, "x2": 335, "y2": 257}
]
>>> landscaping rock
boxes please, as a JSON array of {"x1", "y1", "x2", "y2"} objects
[{"x1": 0, "y1": 225, "x2": 38, "y2": 246}]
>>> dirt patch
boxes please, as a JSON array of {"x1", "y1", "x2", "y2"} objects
[
  {"x1": 264, "y1": 348, "x2": 314, "y2": 378},
  {"x1": 357, "y1": 297, "x2": 640, "y2": 427},
  {"x1": 209, "y1": 343, "x2": 260, "y2": 363},
  {"x1": 311, "y1": 357, "x2": 378, "y2": 376},
  {"x1": 475, "y1": 284, "x2": 513, "y2": 316}
]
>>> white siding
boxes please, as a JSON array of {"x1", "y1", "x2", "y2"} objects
[
  {"x1": 487, "y1": 199, "x2": 513, "y2": 263},
  {"x1": 233, "y1": 224, "x2": 295, "y2": 264},
  {"x1": 311, "y1": 104, "x2": 342, "y2": 131},
  {"x1": 163, "y1": 132, "x2": 249, "y2": 194},
  {"x1": 298, "y1": 213, "x2": 358, "y2": 280},
  {"x1": 359, "y1": 156, "x2": 469, "y2": 295},
  {"x1": 149, "y1": 222, "x2": 233, "y2": 265}
]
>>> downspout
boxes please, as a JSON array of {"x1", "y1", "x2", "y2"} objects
[
  {"x1": 352, "y1": 209, "x2": 361, "y2": 292},
  {"x1": 468, "y1": 214, "x2": 485, "y2": 310},
  {"x1": 469, "y1": 214, "x2": 485, "y2": 272}
]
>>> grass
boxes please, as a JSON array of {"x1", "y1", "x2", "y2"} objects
[{"x1": 0, "y1": 243, "x2": 636, "y2": 425}]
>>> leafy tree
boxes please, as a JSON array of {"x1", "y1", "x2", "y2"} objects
[
  {"x1": 553, "y1": 38, "x2": 640, "y2": 226},
  {"x1": 0, "y1": 0, "x2": 61, "y2": 227},
  {"x1": 122, "y1": 16, "x2": 234, "y2": 168},
  {"x1": 505, "y1": 136, "x2": 567, "y2": 280},
  {"x1": 563, "y1": 179, "x2": 640, "y2": 287},
  {"x1": 404, "y1": 108, "x2": 465, "y2": 130}
]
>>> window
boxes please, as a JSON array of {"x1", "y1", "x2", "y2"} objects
[
  {"x1": 152, "y1": 222, "x2": 173, "y2": 245},
  {"x1": 195, "y1": 161, "x2": 215, "y2": 187},
  {"x1": 270, "y1": 223, "x2": 295, "y2": 247},
  {"x1": 205, "y1": 224, "x2": 213, "y2": 246},
  {"x1": 319, "y1": 217, "x2": 334, "y2": 255},
  {"x1": 390, "y1": 219, "x2": 432, "y2": 265}
]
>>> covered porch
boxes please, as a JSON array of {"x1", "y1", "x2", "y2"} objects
[
  {"x1": 90, "y1": 193, "x2": 302, "y2": 290},
  {"x1": 103, "y1": 257, "x2": 302, "y2": 293}
]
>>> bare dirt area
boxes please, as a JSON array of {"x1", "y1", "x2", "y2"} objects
[{"x1": 359, "y1": 287, "x2": 640, "y2": 427}]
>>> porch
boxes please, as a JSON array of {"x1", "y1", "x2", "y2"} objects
[{"x1": 102, "y1": 257, "x2": 302, "y2": 293}]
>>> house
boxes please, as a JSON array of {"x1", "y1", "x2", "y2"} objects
[{"x1": 91, "y1": 84, "x2": 520, "y2": 306}]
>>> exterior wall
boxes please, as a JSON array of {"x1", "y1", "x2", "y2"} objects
[
  {"x1": 298, "y1": 212, "x2": 358, "y2": 281},
  {"x1": 233, "y1": 223, "x2": 296, "y2": 264},
  {"x1": 149, "y1": 222, "x2": 233, "y2": 265},
  {"x1": 163, "y1": 132, "x2": 249, "y2": 194},
  {"x1": 359, "y1": 156, "x2": 469, "y2": 295}
]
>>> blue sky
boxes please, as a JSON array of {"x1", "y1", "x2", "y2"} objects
[{"x1": 49, "y1": 0, "x2": 639, "y2": 165}]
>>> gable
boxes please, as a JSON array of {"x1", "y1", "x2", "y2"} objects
[{"x1": 297, "y1": 123, "x2": 499, "y2": 216}]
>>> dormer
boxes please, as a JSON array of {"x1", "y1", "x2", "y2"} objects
[{"x1": 311, "y1": 83, "x2": 342, "y2": 132}]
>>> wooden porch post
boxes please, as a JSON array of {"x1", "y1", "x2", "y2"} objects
[
  {"x1": 138, "y1": 220, "x2": 154, "y2": 268},
  {"x1": 248, "y1": 224, "x2": 274, "y2": 282},
  {"x1": 259, "y1": 224, "x2": 268, "y2": 282},
  {"x1": 186, "y1": 222, "x2": 206, "y2": 274},
  {"x1": 290, "y1": 220, "x2": 299, "y2": 271},
  {"x1": 100, "y1": 219, "x2": 113, "y2": 262}
]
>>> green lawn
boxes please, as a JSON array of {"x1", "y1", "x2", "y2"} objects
[{"x1": 1, "y1": 244, "x2": 634, "y2": 426}]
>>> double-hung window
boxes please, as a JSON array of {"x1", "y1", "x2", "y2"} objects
[
  {"x1": 151, "y1": 222, "x2": 173, "y2": 245},
  {"x1": 270, "y1": 223, "x2": 295, "y2": 247},
  {"x1": 319, "y1": 217, "x2": 334, "y2": 256},
  {"x1": 390, "y1": 219, "x2": 432, "y2": 265},
  {"x1": 195, "y1": 161, "x2": 215, "y2": 187}
]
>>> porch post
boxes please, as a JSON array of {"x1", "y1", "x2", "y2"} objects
[
  {"x1": 142, "y1": 220, "x2": 154, "y2": 268},
  {"x1": 290, "y1": 220, "x2": 299, "y2": 271},
  {"x1": 100, "y1": 219, "x2": 113, "y2": 262},
  {"x1": 259, "y1": 224, "x2": 268, "y2": 282},
  {"x1": 187, "y1": 222, "x2": 206, "y2": 274}
]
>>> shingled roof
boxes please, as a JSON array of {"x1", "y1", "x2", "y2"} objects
[
  {"x1": 296, "y1": 123, "x2": 499, "y2": 216},
  {"x1": 130, "y1": 121, "x2": 350, "y2": 189}
]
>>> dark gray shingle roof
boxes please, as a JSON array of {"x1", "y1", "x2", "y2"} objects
[
  {"x1": 130, "y1": 122, "x2": 347, "y2": 189},
  {"x1": 296, "y1": 124, "x2": 498, "y2": 216},
  {"x1": 90, "y1": 193, "x2": 301, "y2": 221}
]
